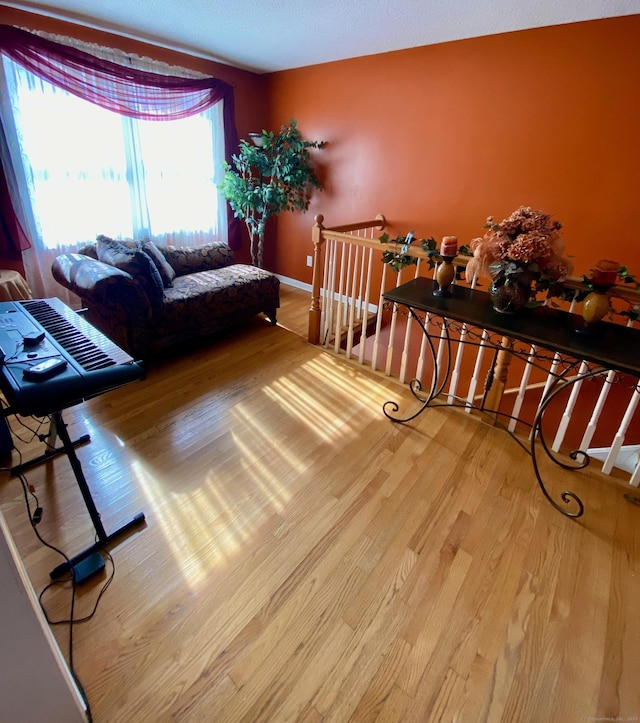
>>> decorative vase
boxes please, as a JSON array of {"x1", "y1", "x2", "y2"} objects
[
  {"x1": 577, "y1": 259, "x2": 617, "y2": 332},
  {"x1": 581, "y1": 290, "x2": 610, "y2": 326},
  {"x1": 488, "y1": 271, "x2": 531, "y2": 314},
  {"x1": 433, "y1": 256, "x2": 456, "y2": 297}
]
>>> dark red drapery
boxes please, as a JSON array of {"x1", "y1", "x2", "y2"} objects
[
  {"x1": 0, "y1": 159, "x2": 30, "y2": 256},
  {"x1": 0, "y1": 24, "x2": 241, "y2": 251}
]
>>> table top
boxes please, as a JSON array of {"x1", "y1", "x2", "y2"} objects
[{"x1": 383, "y1": 277, "x2": 640, "y2": 379}]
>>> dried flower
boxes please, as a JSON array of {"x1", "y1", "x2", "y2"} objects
[{"x1": 466, "y1": 206, "x2": 573, "y2": 283}]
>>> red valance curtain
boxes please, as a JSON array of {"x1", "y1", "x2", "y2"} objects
[{"x1": 0, "y1": 24, "x2": 241, "y2": 250}]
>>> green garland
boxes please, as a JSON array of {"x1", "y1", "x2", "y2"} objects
[
  {"x1": 537, "y1": 266, "x2": 640, "y2": 321},
  {"x1": 379, "y1": 232, "x2": 471, "y2": 273}
]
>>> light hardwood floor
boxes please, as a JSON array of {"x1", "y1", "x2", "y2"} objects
[{"x1": 1, "y1": 284, "x2": 639, "y2": 722}]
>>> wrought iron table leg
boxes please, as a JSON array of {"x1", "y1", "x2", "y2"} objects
[
  {"x1": 383, "y1": 308, "x2": 451, "y2": 422},
  {"x1": 527, "y1": 365, "x2": 605, "y2": 518}
]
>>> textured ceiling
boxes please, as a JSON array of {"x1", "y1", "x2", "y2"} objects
[{"x1": 3, "y1": 0, "x2": 640, "y2": 73}]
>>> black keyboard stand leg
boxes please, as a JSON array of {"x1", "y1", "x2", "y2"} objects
[
  {"x1": 47, "y1": 411, "x2": 146, "y2": 582},
  {"x1": 8, "y1": 411, "x2": 91, "y2": 476}
]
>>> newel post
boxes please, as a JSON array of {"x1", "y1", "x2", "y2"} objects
[
  {"x1": 483, "y1": 335, "x2": 513, "y2": 420},
  {"x1": 308, "y1": 214, "x2": 325, "y2": 344}
]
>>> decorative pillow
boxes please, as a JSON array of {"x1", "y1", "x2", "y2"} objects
[
  {"x1": 140, "y1": 239, "x2": 176, "y2": 288},
  {"x1": 96, "y1": 235, "x2": 165, "y2": 308}
]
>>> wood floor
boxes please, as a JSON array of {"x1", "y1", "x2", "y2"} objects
[{"x1": 1, "y1": 284, "x2": 639, "y2": 722}]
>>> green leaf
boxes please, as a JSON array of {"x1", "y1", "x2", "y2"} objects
[{"x1": 218, "y1": 119, "x2": 325, "y2": 265}]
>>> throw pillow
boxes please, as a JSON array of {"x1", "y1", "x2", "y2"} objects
[
  {"x1": 140, "y1": 239, "x2": 176, "y2": 288},
  {"x1": 96, "y1": 235, "x2": 165, "y2": 308}
]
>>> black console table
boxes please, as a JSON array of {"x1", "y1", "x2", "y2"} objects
[{"x1": 382, "y1": 276, "x2": 640, "y2": 518}]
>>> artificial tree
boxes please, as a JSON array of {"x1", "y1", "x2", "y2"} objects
[{"x1": 220, "y1": 119, "x2": 325, "y2": 268}]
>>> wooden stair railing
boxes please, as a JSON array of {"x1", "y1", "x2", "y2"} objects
[
  {"x1": 307, "y1": 213, "x2": 640, "y2": 486},
  {"x1": 309, "y1": 213, "x2": 387, "y2": 344}
]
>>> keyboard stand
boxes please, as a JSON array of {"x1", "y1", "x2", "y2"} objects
[
  {"x1": 6, "y1": 412, "x2": 90, "y2": 476},
  {"x1": 46, "y1": 410, "x2": 146, "y2": 582},
  {"x1": 4, "y1": 406, "x2": 145, "y2": 583}
]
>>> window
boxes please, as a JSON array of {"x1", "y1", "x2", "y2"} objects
[{"x1": 2, "y1": 56, "x2": 224, "y2": 250}]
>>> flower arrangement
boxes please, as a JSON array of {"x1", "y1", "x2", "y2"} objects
[{"x1": 466, "y1": 206, "x2": 573, "y2": 286}]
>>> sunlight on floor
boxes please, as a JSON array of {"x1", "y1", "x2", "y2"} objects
[
  {"x1": 131, "y1": 352, "x2": 398, "y2": 590},
  {"x1": 263, "y1": 355, "x2": 393, "y2": 444}
]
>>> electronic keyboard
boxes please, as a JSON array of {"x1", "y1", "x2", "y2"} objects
[{"x1": 0, "y1": 298, "x2": 144, "y2": 417}]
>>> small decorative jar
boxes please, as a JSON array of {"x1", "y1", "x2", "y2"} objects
[
  {"x1": 580, "y1": 259, "x2": 619, "y2": 330},
  {"x1": 433, "y1": 236, "x2": 458, "y2": 298},
  {"x1": 582, "y1": 291, "x2": 611, "y2": 325}
]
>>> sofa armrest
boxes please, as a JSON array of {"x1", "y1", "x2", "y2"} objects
[
  {"x1": 52, "y1": 254, "x2": 151, "y2": 315},
  {"x1": 160, "y1": 242, "x2": 235, "y2": 276},
  {"x1": 51, "y1": 254, "x2": 154, "y2": 358}
]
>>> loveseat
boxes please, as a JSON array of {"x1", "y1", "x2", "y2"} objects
[{"x1": 51, "y1": 237, "x2": 280, "y2": 359}]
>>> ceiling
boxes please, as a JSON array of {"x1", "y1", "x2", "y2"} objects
[{"x1": 3, "y1": 0, "x2": 640, "y2": 73}]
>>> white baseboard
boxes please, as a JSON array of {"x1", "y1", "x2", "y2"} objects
[
  {"x1": 275, "y1": 275, "x2": 379, "y2": 314},
  {"x1": 276, "y1": 275, "x2": 311, "y2": 292}
]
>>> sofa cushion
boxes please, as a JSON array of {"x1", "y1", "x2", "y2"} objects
[
  {"x1": 151, "y1": 264, "x2": 279, "y2": 343},
  {"x1": 96, "y1": 235, "x2": 164, "y2": 308},
  {"x1": 163, "y1": 243, "x2": 235, "y2": 276},
  {"x1": 140, "y1": 239, "x2": 176, "y2": 288}
]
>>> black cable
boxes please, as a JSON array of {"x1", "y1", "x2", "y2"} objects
[
  {"x1": 0, "y1": 396, "x2": 50, "y2": 445},
  {"x1": 39, "y1": 546, "x2": 115, "y2": 626},
  {"x1": 1, "y1": 339, "x2": 22, "y2": 363},
  {"x1": 8, "y1": 412, "x2": 50, "y2": 445}
]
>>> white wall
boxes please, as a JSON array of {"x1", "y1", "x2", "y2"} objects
[{"x1": 0, "y1": 510, "x2": 87, "y2": 723}]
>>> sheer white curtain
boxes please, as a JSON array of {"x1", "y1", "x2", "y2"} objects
[{"x1": 0, "y1": 36, "x2": 227, "y2": 300}]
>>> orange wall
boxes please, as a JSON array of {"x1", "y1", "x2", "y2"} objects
[
  {"x1": 266, "y1": 16, "x2": 640, "y2": 283},
  {"x1": 0, "y1": 5, "x2": 269, "y2": 265},
  {"x1": 2, "y1": 11, "x2": 638, "y2": 279}
]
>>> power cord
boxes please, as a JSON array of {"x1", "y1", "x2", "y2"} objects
[
  {"x1": 8, "y1": 410, "x2": 50, "y2": 446},
  {"x1": 39, "y1": 546, "x2": 115, "y2": 626},
  {"x1": 0, "y1": 395, "x2": 50, "y2": 447}
]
